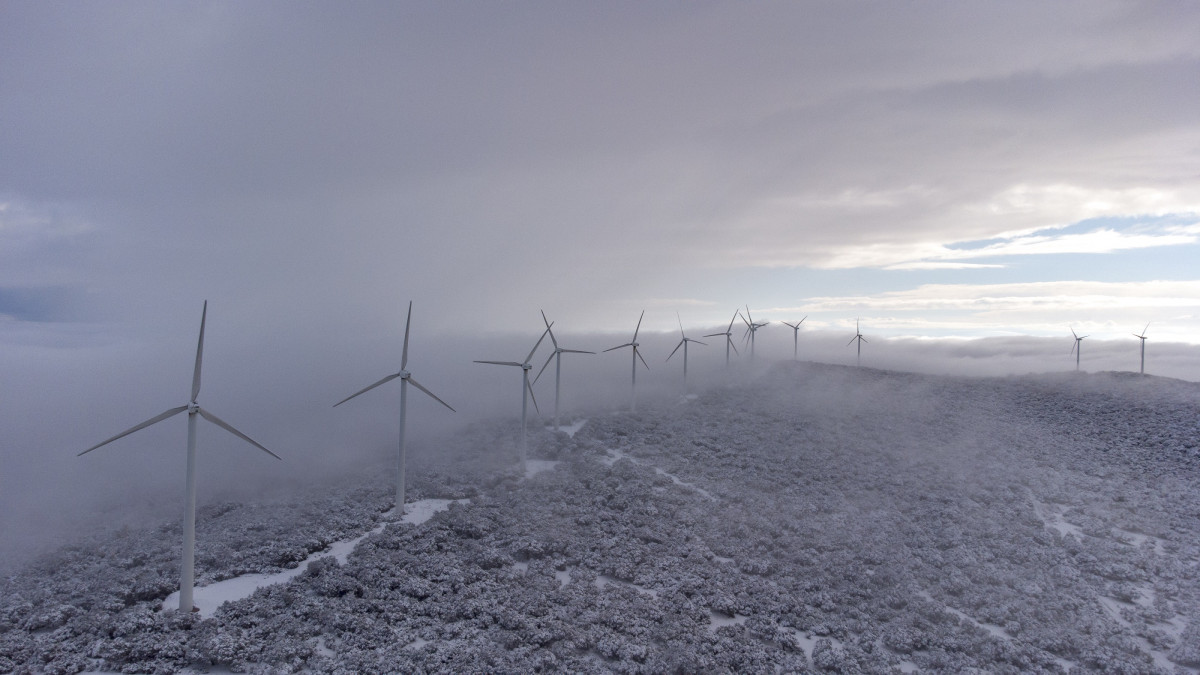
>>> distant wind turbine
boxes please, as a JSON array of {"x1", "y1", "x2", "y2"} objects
[
  {"x1": 79, "y1": 301, "x2": 280, "y2": 614},
  {"x1": 533, "y1": 310, "x2": 594, "y2": 429},
  {"x1": 781, "y1": 317, "x2": 807, "y2": 360},
  {"x1": 1070, "y1": 327, "x2": 1088, "y2": 371},
  {"x1": 666, "y1": 312, "x2": 706, "y2": 392},
  {"x1": 741, "y1": 306, "x2": 768, "y2": 360},
  {"x1": 334, "y1": 301, "x2": 455, "y2": 516},
  {"x1": 604, "y1": 310, "x2": 649, "y2": 412},
  {"x1": 848, "y1": 319, "x2": 867, "y2": 366},
  {"x1": 1133, "y1": 323, "x2": 1150, "y2": 375},
  {"x1": 476, "y1": 325, "x2": 551, "y2": 469},
  {"x1": 703, "y1": 310, "x2": 741, "y2": 368}
]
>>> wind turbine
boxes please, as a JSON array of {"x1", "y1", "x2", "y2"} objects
[
  {"x1": 847, "y1": 319, "x2": 867, "y2": 366},
  {"x1": 1070, "y1": 327, "x2": 1088, "y2": 371},
  {"x1": 533, "y1": 310, "x2": 594, "y2": 429},
  {"x1": 703, "y1": 310, "x2": 741, "y2": 368},
  {"x1": 1133, "y1": 323, "x2": 1150, "y2": 375},
  {"x1": 79, "y1": 301, "x2": 280, "y2": 614},
  {"x1": 604, "y1": 310, "x2": 649, "y2": 412},
  {"x1": 741, "y1": 306, "x2": 768, "y2": 360},
  {"x1": 666, "y1": 312, "x2": 706, "y2": 392},
  {"x1": 476, "y1": 325, "x2": 550, "y2": 469},
  {"x1": 334, "y1": 301, "x2": 455, "y2": 516},
  {"x1": 781, "y1": 316, "x2": 807, "y2": 360}
]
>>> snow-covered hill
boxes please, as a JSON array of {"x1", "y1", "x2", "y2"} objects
[{"x1": 3, "y1": 363, "x2": 1199, "y2": 673}]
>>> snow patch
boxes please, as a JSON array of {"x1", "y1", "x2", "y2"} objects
[
  {"x1": 164, "y1": 498, "x2": 468, "y2": 618},
  {"x1": 524, "y1": 459, "x2": 560, "y2": 479}
]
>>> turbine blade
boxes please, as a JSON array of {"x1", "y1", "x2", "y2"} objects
[
  {"x1": 198, "y1": 408, "x2": 281, "y2": 460},
  {"x1": 401, "y1": 300, "x2": 413, "y2": 370},
  {"x1": 534, "y1": 352, "x2": 554, "y2": 384},
  {"x1": 603, "y1": 343, "x2": 632, "y2": 353},
  {"x1": 693, "y1": 339, "x2": 708, "y2": 346},
  {"x1": 526, "y1": 378, "x2": 540, "y2": 415},
  {"x1": 1070, "y1": 341, "x2": 1077, "y2": 355},
  {"x1": 702, "y1": 332, "x2": 724, "y2": 338},
  {"x1": 728, "y1": 338, "x2": 739, "y2": 355},
  {"x1": 561, "y1": 349, "x2": 595, "y2": 354},
  {"x1": 847, "y1": 336, "x2": 857, "y2": 346},
  {"x1": 334, "y1": 372, "x2": 402, "y2": 407},
  {"x1": 728, "y1": 310, "x2": 740, "y2": 332},
  {"x1": 79, "y1": 406, "x2": 189, "y2": 456},
  {"x1": 526, "y1": 324, "x2": 552, "y2": 364},
  {"x1": 406, "y1": 376, "x2": 456, "y2": 412},
  {"x1": 741, "y1": 312, "x2": 752, "y2": 328},
  {"x1": 636, "y1": 347, "x2": 650, "y2": 370},
  {"x1": 800, "y1": 316, "x2": 807, "y2": 324},
  {"x1": 666, "y1": 339, "x2": 684, "y2": 362},
  {"x1": 1071, "y1": 327, "x2": 1077, "y2": 339},
  {"x1": 861, "y1": 336, "x2": 868, "y2": 343},
  {"x1": 1142, "y1": 322, "x2": 1151, "y2": 337},
  {"x1": 541, "y1": 310, "x2": 559, "y2": 350},
  {"x1": 677, "y1": 312, "x2": 684, "y2": 337},
  {"x1": 475, "y1": 360, "x2": 524, "y2": 367},
  {"x1": 632, "y1": 310, "x2": 645, "y2": 342},
  {"x1": 782, "y1": 322, "x2": 796, "y2": 329},
  {"x1": 192, "y1": 301, "x2": 207, "y2": 402},
  {"x1": 745, "y1": 305, "x2": 753, "y2": 324}
]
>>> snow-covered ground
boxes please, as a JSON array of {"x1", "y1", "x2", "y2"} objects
[{"x1": 4, "y1": 362, "x2": 1200, "y2": 673}]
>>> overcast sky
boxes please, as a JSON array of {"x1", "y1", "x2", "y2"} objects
[{"x1": 3, "y1": 2, "x2": 1199, "y2": 562}]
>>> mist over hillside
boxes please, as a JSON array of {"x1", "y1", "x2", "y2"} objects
[
  {"x1": 3, "y1": 362, "x2": 1198, "y2": 673},
  {"x1": 4, "y1": 321, "x2": 1199, "y2": 577}
]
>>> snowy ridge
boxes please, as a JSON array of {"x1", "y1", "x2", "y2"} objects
[{"x1": 6, "y1": 364, "x2": 1200, "y2": 673}]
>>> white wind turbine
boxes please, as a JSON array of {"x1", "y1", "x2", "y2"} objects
[
  {"x1": 533, "y1": 310, "x2": 594, "y2": 429},
  {"x1": 604, "y1": 310, "x2": 650, "y2": 412},
  {"x1": 848, "y1": 319, "x2": 867, "y2": 366},
  {"x1": 741, "y1": 305, "x2": 768, "y2": 360},
  {"x1": 781, "y1": 316, "x2": 807, "y2": 360},
  {"x1": 703, "y1": 310, "x2": 742, "y2": 368},
  {"x1": 79, "y1": 301, "x2": 280, "y2": 614},
  {"x1": 1133, "y1": 323, "x2": 1150, "y2": 375},
  {"x1": 1070, "y1": 327, "x2": 1088, "y2": 371},
  {"x1": 334, "y1": 301, "x2": 455, "y2": 515},
  {"x1": 476, "y1": 326, "x2": 551, "y2": 469},
  {"x1": 666, "y1": 312, "x2": 707, "y2": 392}
]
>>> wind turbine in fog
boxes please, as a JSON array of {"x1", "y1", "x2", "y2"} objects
[
  {"x1": 476, "y1": 325, "x2": 551, "y2": 469},
  {"x1": 703, "y1": 310, "x2": 741, "y2": 368},
  {"x1": 533, "y1": 310, "x2": 594, "y2": 429},
  {"x1": 1070, "y1": 328, "x2": 1088, "y2": 371},
  {"x1": 1132, "y1": 319, "x2": 1152, "y2": 372},
  {"x1": 666, "y1": 312, "x2": 706, "y2": 392},
  {"x1": 334, "y1": 301, "x2": 455, "y2": 516},
  {"x1": 79, "y1": 301, "x2": 280, "y2": 614},
  {"x1": 741, "y1": 306, "x2": 768, "y2": 360},
  {"x1": 781, "y1": 317, "x2": 807, "y2": 360},
  {"x1": 848, "y1": 319, "x2": 867, "y2": 367},
  {"x1": 604, "y1": 310, "x2": 650, "y2": 412}
]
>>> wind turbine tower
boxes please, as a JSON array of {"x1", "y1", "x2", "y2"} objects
[
  {"x1": 604, "y1": 310, "x2": 649, "y2": 412},
  {"x1": 476, "y1": 325, "x2": 551, "y2": 469},
  {"x1": 1070, "y1": 328, "x2": 1088, "y2": 371},
  {"x1": 782, "y1": 316, "x2": 807, "y2": 360},
  {"x1": 534, "y1": 310, "x2": 594, "y2": 429},
  {"x1": 80, "y1": 302, "x2": 281, "y2": 613},
  {"x1": 1133, "y1": 323, "x2": 1150, "y2": 375},
  {"x1": 703, "y1": 310, "x2": 741, "y2": 368},
  {"x1": 334, "y1": 301, "x2": 455, "y2": 515},
  {"x1": 848, "y1": 319, "x2": 867, "y2": 367},
  {"x1": 666, "y1": 313, "x2": 706, "y2": 392}
]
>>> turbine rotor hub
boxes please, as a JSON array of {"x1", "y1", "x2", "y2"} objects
[
  {"x1": 187, "y1": 402, "x2": 200, "y2": 414},
  {"x1": 400, "y1": 370, "x2": 411, "y2": 379}
]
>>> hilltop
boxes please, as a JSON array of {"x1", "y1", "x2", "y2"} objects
[{"x1": 3, "y1": 363, "x2": 1199, "y2": 674}]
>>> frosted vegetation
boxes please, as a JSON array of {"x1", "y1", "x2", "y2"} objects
[{"x1": 3, "y1": 363, "x2": 1199, "y2": 673}]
